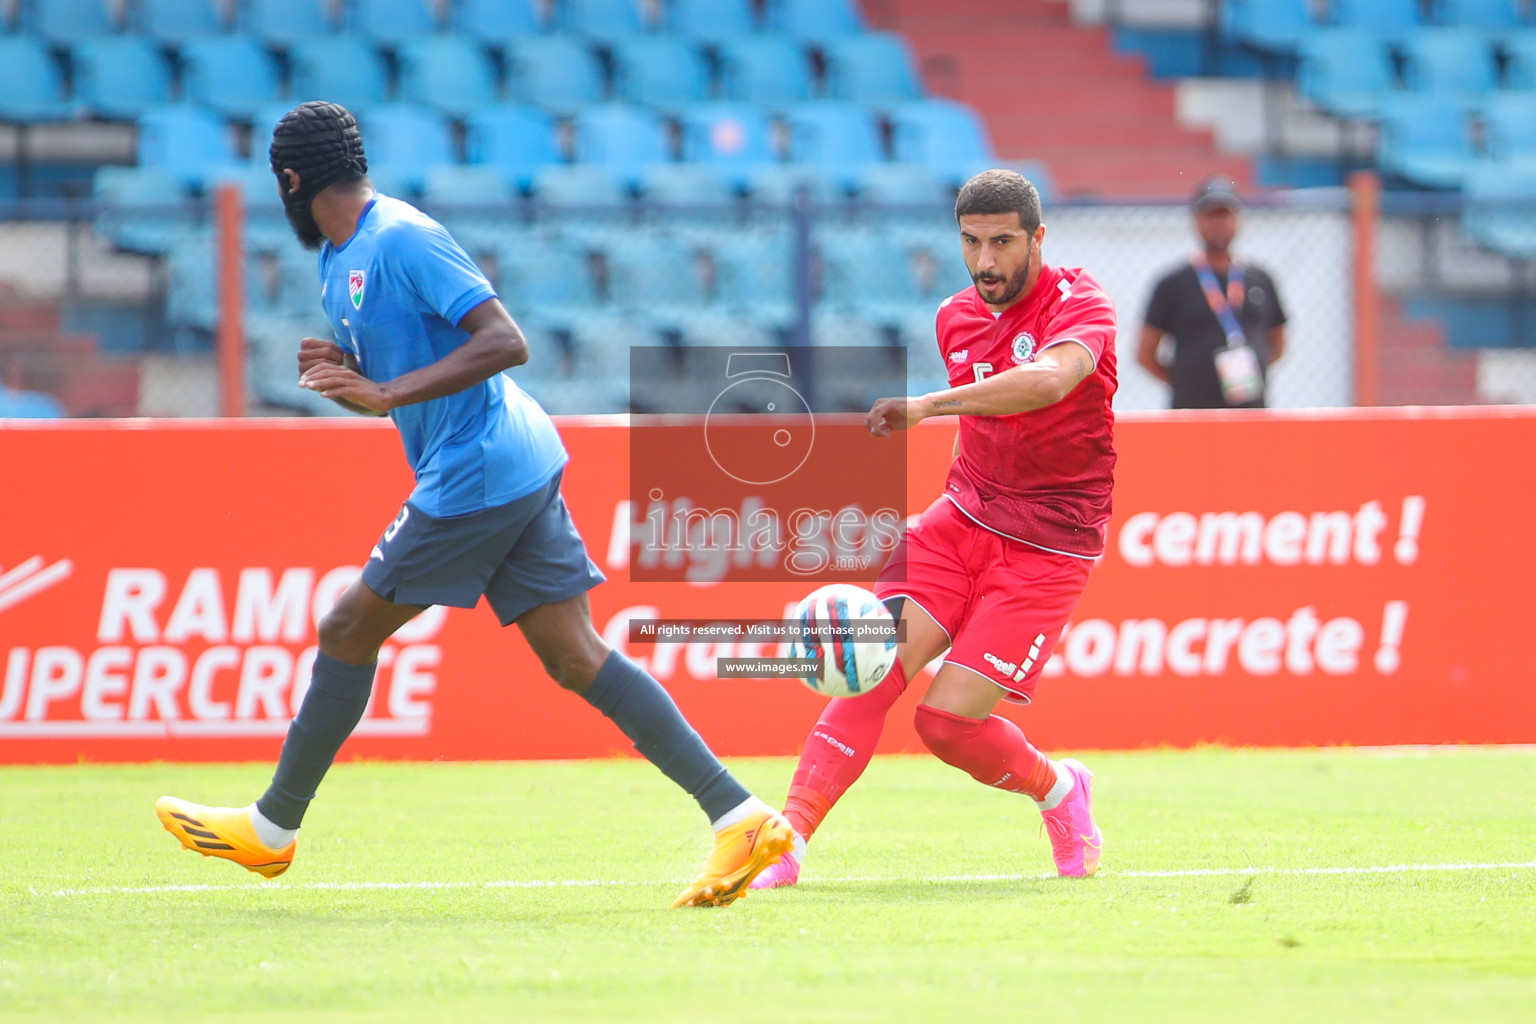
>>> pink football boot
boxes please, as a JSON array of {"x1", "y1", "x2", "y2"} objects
[
  {"x1": 1040, "y1": 759, "x2": 1102, "y2": 877},
  {"x1": 748, "y1": 849, "x2": 801, "y2": 889}
]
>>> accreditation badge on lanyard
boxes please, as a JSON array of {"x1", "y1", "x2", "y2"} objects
[{"x1": 1192, "y1": 254, "x2": 1264, "y2": 405}]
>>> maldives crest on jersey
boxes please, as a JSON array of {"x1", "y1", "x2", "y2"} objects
[
  {"x1": 1011, "y1": 331, "x2": 1036, "y2": 363},
  {"x1": 348, "y1": 270, "x2": 365, "y2": 310}
]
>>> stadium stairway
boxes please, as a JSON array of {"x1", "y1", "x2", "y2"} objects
[
  {"x1": 1374, "y1": 296, "x2": 1480, "y2": 406},
  {"x1": 0, "y1": 287, "x2": 139, "y2": 416},
  {"x1": 862, "y1": 0, "x2": 1254, "y2": 198}
]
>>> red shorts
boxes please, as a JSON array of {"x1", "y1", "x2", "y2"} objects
[{"x1": 874, "y1": 497, "x2": 1095, "y2": 702}]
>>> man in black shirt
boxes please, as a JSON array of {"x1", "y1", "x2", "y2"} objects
[{"x1": 1137, "y1": 176, "x2": 1288, "y2": 409}]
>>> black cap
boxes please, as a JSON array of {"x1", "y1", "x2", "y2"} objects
[{"x1": 1192, "y1": 175, "x2": 1243, "y2": 211}]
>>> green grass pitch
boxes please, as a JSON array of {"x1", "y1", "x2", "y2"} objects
[{"x1": 2, "y1": 747, "x2": 1534, "y2": 1023}]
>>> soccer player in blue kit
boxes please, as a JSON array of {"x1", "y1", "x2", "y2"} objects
[{"x1": 156, "y1": 101, "x2": 792, "y2": 908}]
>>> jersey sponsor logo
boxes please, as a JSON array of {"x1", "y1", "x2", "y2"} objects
[
  {"x1": 983, "y1": 651, "x2": 1018, "y2": 676},
  {"x1": 984, "y1": 633, "x2": 1048, "y2": 683},
  {"x1": 348, "y1": 270, "x2": 366, "y2": 310},
  {"x1": 949, "y1": 349, "x2": 969, "y2": 364},
  {"x1": 1011, "y1": 332, "x2": 1037, "y2": 364}
]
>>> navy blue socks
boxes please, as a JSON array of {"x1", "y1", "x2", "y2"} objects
[
  {"x1": 256, "y1": 652, "x2": 376, "y2": 830},
  {"x1": 581, "y1": 651, "x2": 750, "y2": 822}
]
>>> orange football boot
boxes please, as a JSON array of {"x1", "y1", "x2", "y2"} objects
[
  {"x1": 672, "y1": 806, "x2": 794, "y2": 908},
  {"x1": 155, "y1": 796, "x2": 295, "y2": 879}
]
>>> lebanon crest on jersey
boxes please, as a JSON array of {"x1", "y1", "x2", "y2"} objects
[
  {"x1": 1011, "y1": 331, "x2": 1036, "y2": 363},
  {"x1": 348, "y1": 270, "x2": 365, "y2": 310}
]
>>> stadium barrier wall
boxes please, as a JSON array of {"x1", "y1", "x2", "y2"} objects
[{"x1": 2, "y1": 408, "x2": 1533, "y2": 764}]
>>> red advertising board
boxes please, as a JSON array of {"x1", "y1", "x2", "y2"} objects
[{"x1": 2, "y1": 408, "x2": 1532, "y2": 763}]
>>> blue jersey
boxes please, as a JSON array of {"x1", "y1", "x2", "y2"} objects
[{"x1": 318, "y1": 195, "x2": 567, "y2": 517}]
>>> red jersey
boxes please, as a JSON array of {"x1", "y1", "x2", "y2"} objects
[{"x1": 935, "y1": 263, "x2": 1118, "y2": 558}]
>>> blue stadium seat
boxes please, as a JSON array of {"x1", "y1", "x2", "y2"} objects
[
  {"x1": 505, "y1": 35, "x2": 604, "y2": 113},
  {"x1": 606, "y1": 232, "x2": 711, "y2": 321},
  {"x1": 92, "y1": 165, "x2": 192, "y2": 254},
  {"x1": 1332, "y1": 0, "x2": 1424, "y2": 37},
  {"x1": 766, "y1": 0, "x2": 863, "y2": 41},
  {"x1": 562, "y1": 0, "x2": 646, "y2": 41},
  {"x1": 70, "y1": 37, "x2": 171, "y2": 121},
  {"x1": 397, "y1": 36, "x2": 501, "y2": 118},
  {"x1": 1462, "y1": 158, "x2": 1536, "y2": 258},
  {"x1": 889, "y1": 99, "x2": 995, "y2": 187},
  {"x1": 1220, "y1": 0, "x2": 1318, "y2": 53},
  {"x1": 204, "y1": 163, "x2": 289, "y2": 250},
  {"x1": 573, "y1": 104, "x2": 670, "y2": 188},
  {"x1": 716, "y1": 34, "x2": 813, "y2": 107},
  {"x1": 0, "y1": 39, "x2": 75, "y2": 122},
  {"x1": 29, "y1": 0, "x2": 117, "y2": 44},
  {"x1": 288, "y1": 36, "x2": 390, "y2": 112},
  {"x1": 180, "y1": 37, "x2": 283, "y2": 120},
  {"x1": 243, "y1": 0, "x2": 335, "y2": 45},
  {"x1": 349, "y1": 0, "x2": 440, "y2": 44},
  {"x1": 456, "y1": 0, "x2": 542, "y2": 37},
  {"x1": 610, "y1": 36, "x2": 711, "y2": 109},
  {"x1": 679, "y1": 103, "x2": 775, "y2": 188},
  {"x1": 640, "y1": 163, "x2": 735, "y2": 206},
  {"x1": 496, "y1": 234, "x2": 595, "y2": 317},
  {"x1": 0, "y1": 387, "x2": 66, "y2": 419},
  {"x1": 823, "y1": 33, "x2": 923, "y2": 105},
  {"x1": 854, "y1": 163, "x2": 949, "y2": 204},
  {"x1": 665, "y1": 0, "x2": 755, "y2": 39},
  {"x1": 165, "y1": 231, "x2": 224, "y2": 333},
  {"x1": 784, "y1": 102, "x2": 884, "y2": 190},
  {"x1": 709, "y1": 225, "x2": 796, "y2": 329},
  {"x1": 356, "y1": 106, "x2": 455, "y2": 193},
  {"x1": 1297, "y1": 29, "x2": 1394, "y2": 118},
  {"x1": 465, "y1": 104, "x2": 561, "y2": 191},
  {"x1": 1376, "y1": 93, "x2": 1476, "y2": 188},
  {"x1": 1400, "y1": 29, "x2": 1498, "y2": 100},
  {"x1": 1482, "y1": 93, "x2": 1536, "y2": 159},
  {"x1": 423, "y1": 163, "x2": 515, "y2": 207},
  {"x1": 1438, "y1": 0, "x2": 1523, "y2": 28},
  {"x1": 138, "y1": 0, "x2": 225, "y2": 42},
  {"x1": 1503, "y1": 32, "x2": 1536, "y2": 89},
  {"x1": 422, "y1": 164, "x2": 518, "y2": 250},
  {"x1": 137, "y1": 105, "x2": 234, "y2": 188},
  {"x1": 530, "y1": 164, "x2": 628, "y2": 206},
  {"x1": 744, "y1": 163, "x2": 839, "y2": 205}
]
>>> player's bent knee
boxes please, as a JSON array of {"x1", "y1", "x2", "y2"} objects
[
  {"x1": 913, "y1": 704, "x2": 983, "y2": 765},
  {"x1": 316, "y1": 607, "x2": 386, "y2": 663},
  {"x1": 540, "y1": 649, "x2": 605, "y2": 693}
]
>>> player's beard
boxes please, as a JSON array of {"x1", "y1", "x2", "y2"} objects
[
  {"x1": 972, "y1": 249, "x2": 1032, "y2": 308},
  {"x1": 284, "y1": 195, "x2": 325, "y2": 251}
]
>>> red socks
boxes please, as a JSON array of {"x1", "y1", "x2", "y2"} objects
[
  {"x1": 912, "y1": 704, "x2": 1057, "y2": 801},
  {"x1": 783, "y1": 661, "x2": 908, "y2": 840},
  {"x1": 782, "y1": 663, "x2": 1059, "y2": 840}
]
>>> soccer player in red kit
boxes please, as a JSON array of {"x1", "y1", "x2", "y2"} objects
[{"x1": 754, "y1": 169, "x2": 1115, "y2": 888}]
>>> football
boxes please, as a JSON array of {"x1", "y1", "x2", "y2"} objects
[{"x1": 788, "y1": 583, "x2": 899, "y2": 698}]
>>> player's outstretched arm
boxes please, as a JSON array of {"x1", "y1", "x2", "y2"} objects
[
  {"x1": 866, "y1": 341, "x2": 1094, "y2": 436},
  {"x1": 299, "y1": 298, "x2": 527, "y2": 414}
]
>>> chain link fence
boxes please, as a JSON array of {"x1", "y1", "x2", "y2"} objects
[{"x1": 3, "y1": 188, "x2": 1534, "y2": 418}]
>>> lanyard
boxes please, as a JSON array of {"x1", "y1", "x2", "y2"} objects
[{"x1": 1191, "y1": 254, "x2": 1247, "y2": 348}]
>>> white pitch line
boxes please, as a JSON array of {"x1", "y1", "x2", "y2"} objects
[{"x1": 30, "y1": 860, "x2": 1536, "y2": 898}]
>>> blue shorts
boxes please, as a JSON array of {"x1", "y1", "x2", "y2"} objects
[{"x1": 361, "y1": 470, "x2": 606, "y2": 626}]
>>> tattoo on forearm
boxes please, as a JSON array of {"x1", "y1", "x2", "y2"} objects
[{"x1": 931, "y1": 399, "x2": 962, "y2": 410}]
